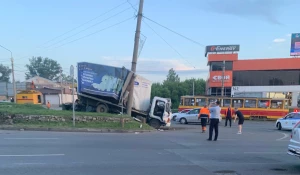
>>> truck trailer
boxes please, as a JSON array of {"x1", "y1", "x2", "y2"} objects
[{"x1": 65, "y1": 62, "x2": 171, "y2": 129}]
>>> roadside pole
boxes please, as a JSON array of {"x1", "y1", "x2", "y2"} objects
[
  {"x1": 126, "y1": 0, "x2": 144, "y2": 116},
  {"x1": 70, "y1": 65, "x2": 75, "y2": 127}
]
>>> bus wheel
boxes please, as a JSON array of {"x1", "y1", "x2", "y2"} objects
[
  {"x1": 96, "y1": 104, "x2": 108, "y2": 113},
  {"x1": 149, "y1": 119, "x2": 161, "y2": 129},
  {"x1": 277, "y1": 123, "x2": 282, "y2": 130}
]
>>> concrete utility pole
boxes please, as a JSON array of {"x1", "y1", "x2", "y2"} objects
[
  {"x1": 127, "y1": 0, "x2": 144, "y2": 116},
  {"x1": 0, "y1": 45, "x2": 16, "y2": 103},
  {"x1": 221, "y1": 60, "x2": 225, "y2": 96},
  {"x1": 60, "y1": 68, "x2": 63, "y2": 106}
]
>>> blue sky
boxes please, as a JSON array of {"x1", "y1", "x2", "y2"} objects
[{"x1": 0, "y1": 0, "x2": 299, "y2": 82}]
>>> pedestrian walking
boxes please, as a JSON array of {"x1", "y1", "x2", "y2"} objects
[
  {"x1": 225, "y1": 106, "x2": 234, "y2": 127},
  {"x1": 234, "y1": 107, "x2": 244, "y2": 134},
  {"x1": 207, "y1": 101, "x2": 221, "y2": 141},
  {"x1": 198, "y1": 105, "x2": 210, "y2": 133}
]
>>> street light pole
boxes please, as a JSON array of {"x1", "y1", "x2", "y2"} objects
[{"x1": 0, "y1": 45, "x2": 16, "y2": 103}]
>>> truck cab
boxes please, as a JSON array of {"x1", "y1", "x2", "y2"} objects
[{"x1": 148, "y1": 97, "x2": 172, "y2": 129}]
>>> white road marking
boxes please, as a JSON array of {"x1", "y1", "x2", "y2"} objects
[
  {"x1": 0, "y1": 154, "x2": 64, "y2": 157},
  {"x1": 276, "y1": 132, "x2": 289, "y2": 141},
  {"x1": 218, "y1": 139, "x2": 237, "y2": 141},
  {"x1": 244, "y1": 152, "x2": 285, "y2": 154},
  {"x1": 14, "y1": 163, "x2": 46, "y2": 165},
  {"x1": 4, "y1": 138, "x2": 60, "y2": 140}
]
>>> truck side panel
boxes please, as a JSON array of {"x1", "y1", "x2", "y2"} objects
[
  {"x1": 77, "y1": 62, "x2": 129, "y2": 100},
  {"x1": 133, "y1": 74, "x2": 152, "y2": 112}
]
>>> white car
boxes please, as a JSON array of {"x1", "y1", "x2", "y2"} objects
[
  {"x1": 176, "y1": 108, "x2": 200, "y2": 124},
  {"x1": 276, "y1": 112, "x2": 300, "y2": 130},
  {"x1": 172, "y1": 109, "x2": 192, "y2": 121},
  {"x1": 287, "y1": 121, "x2": 300, "y2": 158}
]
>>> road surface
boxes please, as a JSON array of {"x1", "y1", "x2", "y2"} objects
[{"x1": 0, "y1": 121, "x2": 299, "y2": 175}]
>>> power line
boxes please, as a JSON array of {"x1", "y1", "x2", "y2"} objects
[
  {"x1": 142, "y1": 19, "x2": 195, "y2": 69},
  {"x1": 53, "y1": 16, "x2": 135, "y2": 49},
  {"x1": 143, "y1": 16, "x2": 205, "y2": 47},
  {"x1": 44, "y1": 6, "x2": 133, "y2": 49},
  {"x1": 38, "y1": 1, "x2": 128, "y2": 47}
]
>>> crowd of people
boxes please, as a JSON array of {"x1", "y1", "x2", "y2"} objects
[{"x1": 198, "y1": 101, "x2": 244, "y2": 141}]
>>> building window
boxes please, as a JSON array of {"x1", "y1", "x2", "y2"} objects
[
  {"x1": 210, "y1": 87, "x2": 231, "y2": 96},
  {"x1": 210, "y1": 61, "x2": 233, "y2": 71},
  {"x1": 233, "y1": 70, "x2": 300, "y2": 86}
]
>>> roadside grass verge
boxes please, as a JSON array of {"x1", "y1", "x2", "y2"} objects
[{"x1": 0, "y1": 103, "x2": 130, "y2": 118}]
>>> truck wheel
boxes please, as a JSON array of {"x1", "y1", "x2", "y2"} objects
[
  {"x1": 96, "y1": 104, "x2": 108, "y2": 113},
  {"x1": 149, "y1": 119, "x2": 161, "y2": 129}
]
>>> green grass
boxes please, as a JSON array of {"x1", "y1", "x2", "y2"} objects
[
  {"x1": 0, "y1": 103, "x2": 153, "y2": 130},
  {"x1": 12, "y1": 121, "x2": 153, "y2": 130},
  {"x1": 0, "y1": 103, "x2": 130, "y2": 118}
]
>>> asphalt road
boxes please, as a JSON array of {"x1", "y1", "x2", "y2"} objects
[{"x1": 0, "y1": 121, "x2": 299, "y2": 175}]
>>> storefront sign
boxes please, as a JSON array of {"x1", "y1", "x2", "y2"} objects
[
  {"x1": 209, "y1": 71, "x2": 232, "y2": 87},
  {"x1": 205, "y1": 45, "x2": 240, "y2": 57}
]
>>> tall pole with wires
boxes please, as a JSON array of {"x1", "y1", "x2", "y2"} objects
[
  {"x1": 0, "y1": 45, "x2": 16, "y2": 103},
  {"x1": 127, "y1": 0, "x2": 144, "y2": 116}
]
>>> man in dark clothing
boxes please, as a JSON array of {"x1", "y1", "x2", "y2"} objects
[
  {"x1": 234, "y1": 107, "x2": 244, "y2": 134},
  {"x1": 225, "y1": 106, "x2": 234, "y2": 127}
]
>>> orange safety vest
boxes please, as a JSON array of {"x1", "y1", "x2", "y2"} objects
[
  {"x1": 225, "y1": 108, "x2": 234, "y2": 117},
  {"x1": 199, "y1": 108, "x2": 210, "y2": 118}
]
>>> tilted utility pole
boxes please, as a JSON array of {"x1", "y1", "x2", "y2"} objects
[
  {"x1": 127, "y1": 0, "x2": 144, "y2": 116},
  {"x1": 0, "y1": 45, "x2": 16, "y2": 103}
]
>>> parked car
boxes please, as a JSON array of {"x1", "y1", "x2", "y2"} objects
[
  {"x1": 276, "y1": 112, "x2": 300, "y2": 130},
  {"x1": 176, "y1": 108, "x2": 201, "y2": 124},
  {"x1": 287, "y1": 121, "x2": 300, "y2": 158},
  {"x1": 172, "y1": 109, "x2": 192, "y2": 121}
]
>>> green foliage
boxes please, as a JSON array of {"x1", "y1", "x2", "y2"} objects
[
  {"x1": 0, "y1": 64, "x2": 11, "y2": 82},
  {"x1": 25, "y1": 56, "x2": 61, "y2": 80},
  {"x1": 151, "y1": 69, "x2": 206, "y2": 109},
  {"x1": 61, "y1": 73, "x2": 77, "y2": 83}
]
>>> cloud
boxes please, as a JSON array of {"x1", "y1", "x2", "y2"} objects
[
  {"x1": 200, "y1": 0, "x2": 291, "y2": 25},
  {"x1": 286, "y1": 34, "x2": 292, "y2": 37},
  {"x1": 98, "y1": 56, "x2": 208, "y2": 82},
  {"x1": 273, "y1": 38, "x2": 286, "y2": 43}
]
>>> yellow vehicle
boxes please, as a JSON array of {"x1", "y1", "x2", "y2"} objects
[
  {"x1": 178, "y1": 95, "x2": 290, "y2": 120},
  {"x1": 16, "y1": 90, "x2": 43, "y2": 104}
]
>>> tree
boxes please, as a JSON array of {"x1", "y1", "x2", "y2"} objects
[
  {"x1": 0, "y1": 64, "x2": 11, "y2": 82},
  {"x1": 61, "y1": 73, "x2": 77, "y2": 83},
  {"x1": 151, "y1": 68, "x2": 206, "y2": 109},
  {"x1": 25, "y1": 56, "x2": 61, "y2": 80}
]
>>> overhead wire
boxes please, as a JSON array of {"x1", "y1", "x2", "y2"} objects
[
  {"x1": 53, "y1": 16, "x2": 135, "y2": 49},
  {"x1": 143, "y1": 16, "x2": 205, "y2": 47},
  {"x1": 38, "y1": 1, "x2": 128, "y2": 47},
  {"x1": 44, "y1": 6, "x2": 133, "y2": 49}
]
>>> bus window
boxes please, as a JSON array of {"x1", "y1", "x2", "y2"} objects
[
  {"x1": 208, "y1": 98, "x2": 219, "y2": 104},
  {"x1": 184, "y1": 98, "x2": 195, "y2": 106},
  {"x1": 196, "y1": 98, "x2": 207, "y2": 106},
  {"x1": 258, "y1": 100, "x2": 270, "y2": 108},
  {"x1": 233, "y1": 99, "x2": 244, "y2": 108},
  {"x1": 222, "y1": 99, "x2": 231, "y2": 107},
  {"x1": 284, "y1": 100, "x2": 289, "y2": 109},
  {"x1": 244, "y1": 99, "x2": 257, "y2": 108},
  {"x1": 271, "y1": 100, "x2": 283, "y2": 109},
  {"x1": 180, "y1": 97, "x2": 183, "y2": 105}
]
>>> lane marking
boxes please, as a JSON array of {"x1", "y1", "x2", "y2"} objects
[
  {"x1": 244, "y1": 152, "x2": 285, "y2": 154},
  {"x1": 4, "y1": 138, "x2": 60, "y2": 140},
  {"x1": 218, "y1": 139, "x2": 237, "y2": 141},
  {"x1": 276, "y1": 132, "x2": 289, "y2": 141},
  {"x1": 0, "y1": 154, "x2": 64, "y2": 157}
]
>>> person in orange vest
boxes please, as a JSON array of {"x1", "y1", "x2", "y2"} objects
[
  {"x1": 225, "y1": 106, "x2": 234, "y2": 127},
  {"x1": 198, "y1": 104, "x2": 210, "y2": 133},
  {"x1": 46, "y1": 101, "x2": 51, "y2": 109}
]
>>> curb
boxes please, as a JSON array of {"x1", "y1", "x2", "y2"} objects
[{"x1": 0, "y1": 126, "x2": 154, "y2": 133}]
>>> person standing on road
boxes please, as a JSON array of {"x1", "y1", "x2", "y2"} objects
[
  {"x1": 207, "y1": 101, "x2": 221, "y2": 141},
  {"x1": 234, "y1": 107, "x2": 244, "y2": 134},
  {"x1": 198, "y1": 105, "x2": 210, "y2": 133},
  {"x1": 225, "y1": 106, "x2": 234, "y2": 127}
]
